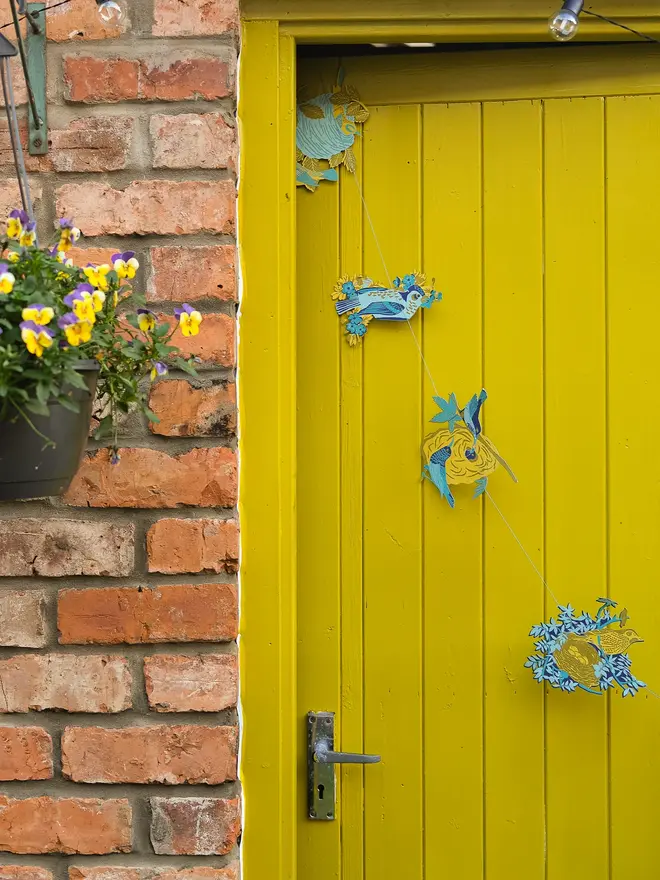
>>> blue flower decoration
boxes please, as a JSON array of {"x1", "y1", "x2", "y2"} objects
[
  {"x1": 346, "y1": 314, "x2": 368, "y2": 337},
  {"x1": 342, "y1": 280, "x2": 357, "y2": 298},
  {"x1": 402, "y1": 273, "x2": 416, "y2": 289}
]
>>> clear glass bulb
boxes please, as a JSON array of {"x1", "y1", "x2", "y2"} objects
[
  {"x1": 97, "y1": 0, "x2": 126, "y2": 24},
  {"x1": 549, "y1": 8, "x2": 579, "y2": 41}
]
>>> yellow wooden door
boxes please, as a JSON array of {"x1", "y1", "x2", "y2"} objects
[{"x1": 296, "y1": 45, "x2": 660, "y2": 880}]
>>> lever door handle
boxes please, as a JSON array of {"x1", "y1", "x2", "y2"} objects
[
  {"x1": 308, "y1": 711, "x2": 381, "y2": 820},
  {"x1": 314, "y1": 743, "x2": 380, "y2": 764}
]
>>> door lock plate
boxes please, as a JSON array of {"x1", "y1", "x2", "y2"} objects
[{"x1": 307, "y1": 711, "x2": 335, "y2": 820}]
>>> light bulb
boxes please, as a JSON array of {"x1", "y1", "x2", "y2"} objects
[
  {"x1": 97, "y1": 0, "x2": 126, "y2": 24},
  {"x1": 549, "y1": 8, "x2": 580, "y2": 41}
]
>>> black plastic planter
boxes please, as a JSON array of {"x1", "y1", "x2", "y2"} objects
[{"x1": 0, "y1": 360, "x2": 99, "y2": 501}]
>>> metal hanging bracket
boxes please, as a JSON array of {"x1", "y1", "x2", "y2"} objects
[
  {"x1": 307, "y1": 711, "x2": 380, "y2": 820},
  {"x1": 25, "y1": 1, "x2": 47, "y2": 155}
]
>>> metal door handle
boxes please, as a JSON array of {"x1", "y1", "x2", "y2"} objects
[
  {"x1": 308, "y1": 711, "x2": 380, "y2": 820},
  {"x1": 314, "y1": 743, "x2": 380, "y2": 764}
]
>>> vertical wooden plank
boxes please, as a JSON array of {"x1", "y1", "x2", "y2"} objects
[
  {"x1": 339, "y1": 136, "x2": 365, "y2": 880},
  {"x1": 362, "y1": 104, "x2": 423, "y2": 879},
  {"x1": 296, "y1": 173, "x2": 342, "y2": 873},
  {"x1": 278, "y1": 35, "x2": 298, "y2": 880},
  {"x1": 238, "y1": 22, "x2": 297, "y2": 880},
  {"x1": 607, "y1": 95, "x2": 660, "y2": 880},
  {"x1": 422, "y1": 101, "x2": 484, "y2": 877},
  {"x1": 543, "y1": 96, "x2": 609, "y2": 880},
  {"x1": 482, "y1": 100, "x2": 545, "y2": 880}
]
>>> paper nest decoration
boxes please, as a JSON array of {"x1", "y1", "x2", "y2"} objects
[
  {"x1": 422, "y1": 390, "x2": 516, "y2": 507},
  {"x1": 332, "y1": 272, "x2": 441, "y2": 344},
  {"x1": 526, "y1": 599, "x2": 645, "y2": 696},
  {"x1": 296, "y1": 80, "x2": 369, "y2": 191}
]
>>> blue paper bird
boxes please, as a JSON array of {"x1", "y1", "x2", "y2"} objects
[
  {"x1": 422, "y1": 444, "x2": 454, "y2": 508},
  {"x1": 335, "y1": 283, "x2": 437, "y2": 322},
  {"x1": 463, "y1": 389, "x2": 487, "y2": 449}
]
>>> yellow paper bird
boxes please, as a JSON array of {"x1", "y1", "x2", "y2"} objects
[
  {"x1": 584, "y1": 627, "x2": 643, "y2": 655},
  {"x1": 554, "y1": 628, "x2": 644, "y2": 691}
]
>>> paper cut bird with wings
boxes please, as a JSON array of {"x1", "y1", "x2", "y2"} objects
[{"x1": 333, "y1": 272, "x2": 441, "y2": 345}]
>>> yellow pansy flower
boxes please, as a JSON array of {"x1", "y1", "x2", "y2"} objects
[
  {"x1": 20, "y1": 321, "x2": 54, "y2": 358},
  {"x1": 175, "y1": 304, "x2": 202, "y2": 337},
  {"x1": 22, "y1": 305, "x2": 54, "y2": 325}
]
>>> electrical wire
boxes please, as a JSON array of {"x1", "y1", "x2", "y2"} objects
[
  {"x1": 582, "y1": 8, "x2": 660, "y2": 43},
  {"x1": 0, "y1": 0, "x2": 74, "y2": 32}
]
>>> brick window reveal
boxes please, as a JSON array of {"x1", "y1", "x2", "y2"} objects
[{"x1": 0, "y1": 0, "x2": 240, "y2": 874}]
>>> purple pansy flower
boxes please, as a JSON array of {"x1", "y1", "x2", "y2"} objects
[
  {"x1": 57, "y1": 312, "x2": 78, "y2": 329},
  {"x1": 63, "y1": 283, "x2": 94, "y2": 308},
  {"x1": 19, "y1": 320, "x2": 52, "y2": 335}
]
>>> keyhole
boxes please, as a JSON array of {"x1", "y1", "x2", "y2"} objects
[{"x1": 318, "y1": 783, "x2": 325, "y2": 800}]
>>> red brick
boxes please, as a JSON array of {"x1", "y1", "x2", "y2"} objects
[
  {"x1": 0, "y1": 728, "x2": 52, "y2": 781},
  {"x1": 68, "y1": 247, "x2": 126, "y2": 268},
  {"x1": 0, "y1": 118, "x2": 133, "y2": 173},
  {"x1": 0, "y1": 869, "x2": 53, "y2": 880},
  {"x1": 62, "y1": 725, "x2": 237, "y2": 784},
  {"x1": 0, "y1": 183, "x2": 42, "y2": 223},
  {"x1": 64, "y1": 58, "x2": 139, "y2": 103},
  {"x1": 140, "y1": 57, "x2": 232, "y2": 101},
  {"x1": 150, "y1": 114, "x2": 235, "y2": 170},
  {"x1": 153, "y1": 0, "x2": 237, "y2": 36},
  {"x1": 149, "y1": 797, "x2": 240, "y2": 855},
  {"x1": 0, "y1": 591, "x2": 46, "y2": 648},
  {"x1": 56, "y1": 181, "x2": 235, "y2": 236},
  {"x1": 69, "y1": 867, "x2": 238, "y2": 880},
  {"x1": 158, "y1": 313, "x2": 234, "y2": 367},
  {"x1": 58, "y1": 583, "x2": 238, "y2": 645},
  {"x1": 0, "y1": 519, "x2": 134, "y2": 576},
  {"x1": 64, "y1": 447, "x2": 237, "y2": 508},
  {"x1": 147, "y1": 519, "x2": 238, "y2": 574},
  {"x1": 0, "y1": 655, "x2": 131, "y2": 713},
  {"x1": 148, "y1": 246, "x2": 235, "y2": 303},
  {"x1": 144, "y1": 655, "x2": 238, "y2": 712},
  {"x1": 149, "y1": 380, "x2": 236, "y2": 438},
  {"x1": 47, "y1": 0, "x2": 129, "y2": 41},
  {"x1": 148, "y1": 380, "x2": 236, "y2": 437},
  {"x1": 64, "y1": 56, "x2": 231, "y2": 103},
  {"x1": 0, "y1": 797, "x2": 131, "y2": 854},
  {"x1": 48, "y1": 118, "x2": 133, "y2": 172}
]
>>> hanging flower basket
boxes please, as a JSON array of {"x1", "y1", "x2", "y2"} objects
[
  {"x1": 0, "y1": 358, "x2": 98, "y2": 499},
  {"x1": 0, "y1": 210, "x2": 203, "y2": 501}
]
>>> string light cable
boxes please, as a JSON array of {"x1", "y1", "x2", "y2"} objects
[{"x1": 0, "y1": 0, "x2": 126, "y2": 33}]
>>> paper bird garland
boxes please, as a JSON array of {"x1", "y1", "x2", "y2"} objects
[
  {"x1": 333, "y1": 272, "x2": 441, "y2": 345},
  {"x1": 526, "y1": 599, "x2": 645, "y2": 696},
  {"x1": 296, "y1": 79, "x2": 369, "y2": 191},
  {"x1": 422, "y1": 390, "x2": 516, "y2": 507}
]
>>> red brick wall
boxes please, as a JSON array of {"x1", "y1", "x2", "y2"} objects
[{"x1": 0, "y1": 0, "x2": 240, "y2": 873}]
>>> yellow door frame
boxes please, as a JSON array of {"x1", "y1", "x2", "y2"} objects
[{"x1": 237, "y1": 5, "x2": 659, "y2": 879}]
